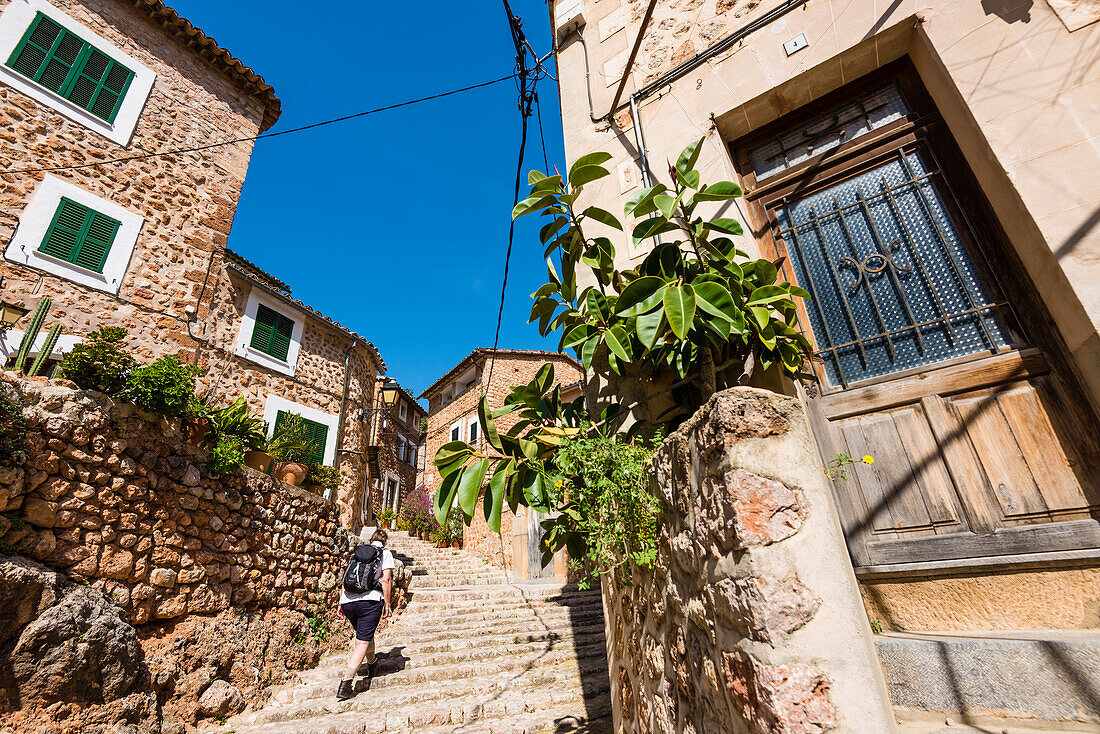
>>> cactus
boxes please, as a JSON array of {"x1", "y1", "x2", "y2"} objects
[
  {"x1": 27, "y1": 323, "x2": 62, "y2": 377},
  {"x1": 11, "y1": 297, "x2": 50, "y2": 373}
]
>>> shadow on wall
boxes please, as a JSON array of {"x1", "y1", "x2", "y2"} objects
[{"x1": 981, "y1": 0, "x2": 1033, "y2": 23}]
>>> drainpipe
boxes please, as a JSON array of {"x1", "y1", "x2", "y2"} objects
[
  {"x1": 331, "y1": 342, "x2": 355, "y2": 503},
  {"x1": 629, "y1": 93, "x2": 654, "y2": 189}
]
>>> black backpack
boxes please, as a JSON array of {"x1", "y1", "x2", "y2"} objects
[{"x1": 342, "y1": 543, "x2": 384, "y2": 595}]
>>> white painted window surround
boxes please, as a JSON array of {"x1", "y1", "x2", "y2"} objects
[
  {"x1": 382, "y1": 471, "x2": 400, "y2": 512},
  {"x1": 450, "y1": 420, "x2": 461, "y2": 443},
  {"x1": 0, "y1": 0, "x2": 156, "y2": 145},
  {"x1": 0, "y1": 328, "x2": 81, "y2": 365},
  {"x1": 261, "y1": 395, "x2": 338, "y2": 466},
  {"x1": 5, "y1": 176, "x2": 143, "y2": 294},
  {"x1": 235, "y1": 288, "x2": 305, "y2": 377}
]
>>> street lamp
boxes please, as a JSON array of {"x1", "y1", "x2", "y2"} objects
[
  {"x1": 378, "y1": 378, "x2": 400, "y2": 409},
  {"x1": 0, "y1": 301, "x2": 27, "y2": 335}
]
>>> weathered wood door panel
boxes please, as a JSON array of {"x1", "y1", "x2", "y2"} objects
[{"x1": 735, "y1": 66, "x2": 1100, "y2": 570}]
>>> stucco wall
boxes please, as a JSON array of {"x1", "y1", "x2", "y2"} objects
[
  {"x1": 553, "y1": 0, "x2": 1100, "y2": 411},
  {"x1": 602, "y1": 387, "x2": 895, "y2": 733}
]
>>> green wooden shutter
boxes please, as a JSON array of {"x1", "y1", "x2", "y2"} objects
[
  {"x1": 274, "y1": 411, "x2": 328, "y2": 464},
  {"x1": 6, "y1": 12, "x2": 134, "y2": 123},
  {"x1": 250, "y1": 304, "x2": 294, "y2": 361},
  {"x1": 39, "y1": 197, "x2": 119, "y2": 273}
]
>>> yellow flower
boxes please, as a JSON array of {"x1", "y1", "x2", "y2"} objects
[
  {"x1": 862, "y1": 455, "x2": 875, "y2": 464},
  {"x1": 555, "y1": 480, "x2": 563, "y2": 487}
]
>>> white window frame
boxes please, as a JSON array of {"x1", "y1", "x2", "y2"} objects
[
  {"x1": 0, "y1": 0, "x2": 156, "y2": 146},
  {"x1": 382, "y1": 470, "x2": 400, "y2": 512},
  {"x1": 235, "y1": 288, "x2": 305, "y2": 377},
  {"x1": 450, "y1": 420, "x2": 461, "y2": 443},
  {"x1": 467, "y1": 415, "x2": 479, "y2": 444},
  {"x1": 261, "y1": 395, "x2": 338, "y2": 466},
  {"x1": 0, "y1": 327, "x2": 81, "y2": 367},
  {"x1": 398, "y1": 401, "x2": 408, "y2": 421},
  {"x1": 6, "y1": 176, "x2": 143, "y2": 294}
]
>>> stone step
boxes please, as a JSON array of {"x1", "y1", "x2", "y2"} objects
[
  {"x1": 294, "y1": 641, "x2": 610, "y2": 691},
  {"x1": 405, "y1": 586, "x2": 600, "y2": 605},
  {"x1": 224, "y1": 694, "x2": 612, "y2": 734},
  {"x1": 249, "y1": 659, "x2": 611, "y2": 725},
  {"x1": 877, "y1": 630, "x2": 1100, "y2": 728},
  {"x1": 386, "y1": 622, "x2": 606, "y2": 655},
  {"x1": 387, "y1": 607, "x2": 605, "y2": 638}
]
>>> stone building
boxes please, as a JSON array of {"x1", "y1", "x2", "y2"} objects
[
  {"x1": 552, "y1": 0, "x2": 1100, "y2": 728},
  {"x1": 420, "y1": 348, "x2": 584, "y2": 578},
  {"x1": 363, "y1": 378, "x2": 425, "y2": 523},
  {"x1": 0, "y1": 0, "x2": 386, "y2": 530}
]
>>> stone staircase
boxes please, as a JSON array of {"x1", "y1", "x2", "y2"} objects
[{"x1": 205, "y1": 530, "x2": 612, "y2": 734}]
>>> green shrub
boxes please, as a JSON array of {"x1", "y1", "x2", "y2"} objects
[
  {"x1": 377, "y1": 507, "x2": 396, "y2": 526},
  {"x1": 209, "y1": 396, "x2": 267, "y2": 450},
  {"x1": 206, "y1": 436, "x2": 245, "y2": 477},
  {"x1": 0, "y1": 393, "x2": 26, "y2": 467},
  {"x1": 306, "y1": 464, "x2": 340, "y2": 489},
  {"x1": 126, "y1": 355, "x2": 201, "y2": 418},
  {"x1": 57, "y1": 327, "x2": 137, "y2": 396},
  {"x1": 268, "y1": 413, "x2": 313, "y2": 463}
]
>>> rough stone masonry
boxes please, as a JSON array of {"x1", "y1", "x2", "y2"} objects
[
  {"x1": 0, "y1": 372, "x2": 357, "y2": 625},
  {"x1": 601, "y1": 387, "x2": 897, "y2": 733}
]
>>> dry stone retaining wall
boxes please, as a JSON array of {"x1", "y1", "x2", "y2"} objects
[
  {"x1": 602, "y1": 387, "x2": 896, "y2": 733},
  {"x1": 0, "y1": 373, "x2": 357, "y2": 626}
]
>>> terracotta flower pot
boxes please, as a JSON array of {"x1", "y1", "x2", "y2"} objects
[
  {"x1": 183, "y1": 417, "x2": 211, "y2": 446},
  {"x1": 451, "y1": 541, "x2": 461, "y2": 549},
  {"x1": 274, "y1": 461, "x2": 309, "y2": 486},
  {"x1": 244, "y1": 450, "x2": 274, "y2": 473}
]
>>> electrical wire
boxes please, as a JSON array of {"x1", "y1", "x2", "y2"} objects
[
  {"x1": 487, "y1": 0, "x2": 537, "y2": 391},
  {"x1": 2, "y1": 73, "x2": 516, "y2": 176}
]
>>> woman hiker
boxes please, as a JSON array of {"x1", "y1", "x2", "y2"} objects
[{"x1": 336, "y1": 528, "x2": 394, "y2": 700}]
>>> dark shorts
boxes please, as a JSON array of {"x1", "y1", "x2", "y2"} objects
[{"x1": 342, "y1": 599, "x2": 384, "y2": 642}]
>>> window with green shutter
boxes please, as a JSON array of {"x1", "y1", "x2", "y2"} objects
[
  {"x1": 250, "y1": 304, "x2": 294, "y2": 361},
  {"x1": 39, "y1": 197, "x2": 120, "y2": 273},
  {"x1": 6, "y1": 12, "x2": 134, "y2": 123},
  {"x1": 274, "y1": 411, "x2": 329, "y2": 465}
]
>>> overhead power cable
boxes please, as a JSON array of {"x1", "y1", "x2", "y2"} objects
[
  {"x1": 487, "y1": 0, "x2": 538, "y2": 390},
  {"x1": 2, "y1": 73, "x2": 515, "y2": 176}
]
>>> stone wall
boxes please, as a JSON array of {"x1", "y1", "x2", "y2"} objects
[
  {"x1": 0, "y1": 373, "x2": 357, "y2": 626},
  {"x1": 0, "y1": 0, "x2": 272, "y2": 365},
  {"x1": 602, "y1": 387, "x2": 895, "y2": 733}
]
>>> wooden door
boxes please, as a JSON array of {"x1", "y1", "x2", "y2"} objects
[{"x1": 734, "y1": 65, "x2": 1100, "y2": 570}]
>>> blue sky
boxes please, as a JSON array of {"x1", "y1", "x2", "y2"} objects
[{"x1": 169, "y1": 1, "x2": 566, "y2": 400}]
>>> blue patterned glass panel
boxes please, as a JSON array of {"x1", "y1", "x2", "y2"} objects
[{"x1": 776, "y1": 149, "x2": 1010, "y2": 387}]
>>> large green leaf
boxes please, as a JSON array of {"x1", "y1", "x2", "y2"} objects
[
  {"x1": 521, "y1": 470, "x2": 548, "y2": 512},
  {"x1": 585, "y1": 289, "x2": 609, "y2": 324},
  {"x1": 539, "y1": 216, "x2": 569, "y2": 244},
  {"x1": 485, "y1": 462, "x2": 508, "y2": 533},
  {"x1": 581, "y1": 206, "x2": 623, "y2": 231},
  {"x1": 637, "y1": 308, "x2": 665, "y2": 350},
  {"x1": 532, "y1": 362, "x2": 554, "y2": 395},
  {"x1": 457, "y1": 458, "x2": 489, "y2": 517},
  {"x1": 434, "y1": 440, "x2": 471, "y2": 468},
  {"x1": 478, "y1": 398, "x2": 503, "y2": 452},
  {"x1": 433, "y1": 470, "x2": 461, "y2": 524},
  {"x1": 562, "y1": 324, "x2": 598, "y2": 348},
  {"x1": 676, "y1": 137, "x2": 704, "y2": 176},
  {"x1": 631, "y1": 217, "x2": 677, "y2": 245},
  {"x1": 709, "y1": 218, "x2": 744, "y2": 236},
  {"x1": 580, "y1": 336, "x2": 599, "y2": 369},
  {"x1": 615, "y1": 276, "x2": 666, "y2": 316},
  {"x1": 747, "y1": 285, "x2": 794, "y2": 307},
  {"x1": 663, "y1": 284, "x2": 696, "y2": 339},
  {"x1": 569, "y1": 151, "x2": 613, "y2": 173},
  {"x1": 693, "y1": 181, "x2": 742, "y2": 201},
  {"x1": 749, "y1": 306, "x2": 771, "y2": 330},
  {"x1": 624, "y1": 184, "x2": 666, "y2": 216},
  {"x1": 604, "y1": 324, "x2": 632, "y2": 364},
  {"x1": 512, "y1": 194, "x2": 556, "y2": 220},
  {"x1": 693, "y1": 281, "x2": 738, "y2": 323},
  {"x1": 569, "y1": 165, "x2": 611, "y2": 189}
]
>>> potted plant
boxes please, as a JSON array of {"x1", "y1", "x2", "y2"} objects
[
  {"x1": 210, "y1": 396, "x2": 271, "y2": 471},
  {"x1": 268, "y1": 413, "x2": 313, "y2": 487},
  {"x1": 446, "y1": 514, "x2": 464, "y2": 549},
  {"x1": 430, "y1": 525, "x2": 448, "y2": 548},
  {"x1": 378, "y1": 508, "x2": 396, "y2": 530},
  {"x1": 182, "y1": 394, "x2": 215, "y2": 446},
  {"x1": 306, "y1": 464, "x2": 340, "y2": 496}
]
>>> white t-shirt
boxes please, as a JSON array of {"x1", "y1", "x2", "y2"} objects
[{"x1": 339, "y1": 541, "x2": 395, "y2": 604}]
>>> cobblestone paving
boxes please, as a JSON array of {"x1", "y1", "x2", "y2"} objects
[{"x1": 206, "y1": 530, "x2": 612, "y2": 733}]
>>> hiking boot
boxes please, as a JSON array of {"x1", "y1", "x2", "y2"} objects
[
  {"x1": 336, "y1": 678, "x2": 354, "y2": 700},
  {"x1": 363, "y1": 658, "x2": 378, "y2": 690}
]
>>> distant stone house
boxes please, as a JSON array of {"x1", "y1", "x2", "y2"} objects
[
  {"x1": 364, "y1": 380, "x2": 425, "y2": 524},
  {"x1": 0, "y1": 0, "x2": 386, "y2": 530},
  {"x1": 420, "y1": 348, "x2": 583, "y2": 579}
]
